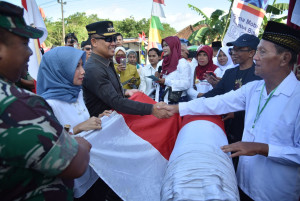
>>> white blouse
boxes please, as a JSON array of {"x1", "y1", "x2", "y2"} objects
[
  {"x1": 187, "y1": 62, "x2": 213, "y2": 100},
  {"x1": 46, "y1": 90, "x2": 99, "y2": 198},
  {"x1": 155, "y1": 58, "x2": 191, "y2": 103},
  {"x1": 138, "y1": 64, "x2": 158, "y2": 99},
  {"x1": 46, "y1": 90, "x2": 90, "y2": 134}
]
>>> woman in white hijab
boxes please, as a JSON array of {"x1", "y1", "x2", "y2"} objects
[
  {"x1": 205, "y1": 46, "x2": 237, "y2": 88},
  {"x1": 214, "y1": 46, "x2": 234, "y2": 78}
]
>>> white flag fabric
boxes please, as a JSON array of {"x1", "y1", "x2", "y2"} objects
[
  {"x1": 76, "y1": 93, "x2": 180, "y2": 201},
  {"x1": 22, "y1": 0, "x2": 48, "y2": 80},
  {"x1": 152, "y1": 2, "x2": 166, "y2": 18},
  {"x1": 161, "y1": 118, "x2": 239, "y2": 201},
  {"x1": 222, "y1": 0, "x2": 265, "y2": 46},
  {"x1": 78, "y1": 112, "x2": 168, "y2": 201}
]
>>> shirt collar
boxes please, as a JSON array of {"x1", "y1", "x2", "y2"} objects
[
  {"x1": 255, "y1": 71, "x2": 298, "y2": 97},
  {"x1": 90, "y1": 52, "x2": 112, "y2": 67}
]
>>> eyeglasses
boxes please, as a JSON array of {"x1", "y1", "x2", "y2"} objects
[
  {"x1": 84, "y1": 47, "x2": 91, "y2": 51},
  {"x1": 231, "y1": 48, "x2": 252, "y2": 53},
  {"x1": 93, "y1": 36, "x2": 117, "y2": 43}
]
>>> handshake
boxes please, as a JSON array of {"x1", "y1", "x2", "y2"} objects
[{"x1": 152, "y1": 102, "x2": 179, "y2": 119}]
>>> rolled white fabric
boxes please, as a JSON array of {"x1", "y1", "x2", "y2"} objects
[{"x1": 161, "y1": 120, "x2": 239, "y2": 201}]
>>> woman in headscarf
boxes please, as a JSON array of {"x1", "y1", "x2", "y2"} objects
[
  {"x1": 214, "y1": 46, "x2": 234, "y2": 77},
  {"x1": 114, "y1": 47, "x2": 140, "y2": 89},
  {"x1": 36, "y1": 46, "x2": 111, "y2": 200},
  {"x1": 155, "y1": 36, "x2": 191, "y2": 104},
  {"x1": 187, "y1": 45, "x2": 218, "y2": 100},
  {"x1": 205, "y1": 46, "x2": 238, "y2": 88}
]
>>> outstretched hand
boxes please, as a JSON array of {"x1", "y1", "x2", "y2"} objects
[
  {"x1": 221, "y1": 142, "x2": 269, "y2": 158},
  {"x1": 152, "y1": 102, "x2": 174, "y2": 119},
  {"x1": 158, "y1": 103, "x2": 179, "y2": 115}
]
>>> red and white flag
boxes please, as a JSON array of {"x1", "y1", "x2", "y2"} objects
[
  {"x1": 78, "y1": 93, "x2": 238, "y2": 200},
  {"x1": 22, "y1": 0, "x2": 48, "y2": 80},
  {"x1": 78, "y1": 93, "x2": 181, "y2": 200},
  {"x1": 152, "y1": 0, "x2": 166, "y2": 18}
]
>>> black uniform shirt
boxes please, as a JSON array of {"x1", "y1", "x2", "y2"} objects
[{"x1": 83, "y1": 53, "x2": 153, "y2": 117}]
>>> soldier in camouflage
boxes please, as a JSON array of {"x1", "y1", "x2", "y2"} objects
[{"x1": 0, "y1": 2, "x2": 92, "y2": 200}]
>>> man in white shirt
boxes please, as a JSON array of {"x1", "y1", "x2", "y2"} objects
[{"x1": 159, "y1": 21, "x2": 300, "y2": 201}]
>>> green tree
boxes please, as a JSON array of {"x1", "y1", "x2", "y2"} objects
[
  {"x1": 258, "y1": 1, "x2": 289, "y2": 38},
  {"x1": 187, "y1": 5, "x2": 228, "y2": 45},
  {"x1": 44, "y1": 12, "x2": 176, "y2": 47},
  {"x1": 160, "y1": 23, "x2": 177, "y2": 39}
]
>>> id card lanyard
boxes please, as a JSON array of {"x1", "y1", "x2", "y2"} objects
[{"x1": 252, "y1": 84, "x2": 278, "y2": 129}]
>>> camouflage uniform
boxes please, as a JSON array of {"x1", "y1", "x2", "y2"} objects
[{"x1": 0, "y1": 78, "x2": 79, "y2": 201}]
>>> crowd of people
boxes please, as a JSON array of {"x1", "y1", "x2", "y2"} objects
[{"x1": 1, "y1": 1, "x2": 300, "y2": 201}]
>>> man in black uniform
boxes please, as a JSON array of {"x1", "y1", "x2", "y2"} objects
[
  {"x1": 83, "y1": 21, "x2": 169, "y2": 118},
  {"x1": 81, "y1": 21, "x2": 171, "y2": 201},
  {"x1": 202, "y1": 34, "x2": 262, "y2": 169}
]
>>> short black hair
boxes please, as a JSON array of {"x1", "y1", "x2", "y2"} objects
[
  {"x1": 212, "y1": 46, "x2": 221, "y2": 52},
  {"x1": 64, "y1": 33, "x2": 78, "y2": 44},
  {"x1": 116, "y1": 33, "x2": 123, "y2": 39},
  {"x1": 274, "y1": 43, "x2": 297, "y2": 66},
  {"x1": 148, "y1": 48, "x2": 160, "y2": 56}
]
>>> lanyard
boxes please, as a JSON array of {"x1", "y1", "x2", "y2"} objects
[{"x1": 252, "y1": 84, "x2": 277, "y2": 129}]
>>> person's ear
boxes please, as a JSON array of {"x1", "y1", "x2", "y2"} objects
[
  {"x1": 91, "y1": 38, "x2": 98, "y2": 48},
  {"x1": 249, "y1": 49, "x2": 256, "y2": 58},
  {"x1": 280, "y1": 52, "x2": 292, "y2": 67}
]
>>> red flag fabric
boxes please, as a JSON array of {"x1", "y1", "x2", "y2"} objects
[{"x1": 153, "y1": 0, "x2": 165, "y2": 5}]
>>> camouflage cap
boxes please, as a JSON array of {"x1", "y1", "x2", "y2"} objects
[{"x1": 0, "y1": 1, "x2": 43, "y2": 39}]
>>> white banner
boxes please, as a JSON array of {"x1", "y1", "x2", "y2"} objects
[
  {"x1": 22, "y1": 0, "x2": 48, "y2": 80},
  {"x1": 223, "y1": 0, "x2": 265, "y2": 46}
]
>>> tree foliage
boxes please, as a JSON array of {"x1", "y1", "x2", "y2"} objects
[
  {"x1": 258, "y1": 1, "x2": 289, "y2": 38},
  {"x1": 187, "y1": 0, "x2": 288, "y2": 45},
  {"x1": 187, "y1": 5, "x2": 228, "y2": 45},
  {"x1": 44, "y1": 12, "x2": 176, "y2": 47}
]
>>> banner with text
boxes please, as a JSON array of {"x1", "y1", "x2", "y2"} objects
[{"x1": 222, "y1": 0, "x2": 266, "y2": 46}]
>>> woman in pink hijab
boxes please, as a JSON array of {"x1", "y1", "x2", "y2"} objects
[{"x1": 155, "y1": 36, "x2": 191, "y2": 104}]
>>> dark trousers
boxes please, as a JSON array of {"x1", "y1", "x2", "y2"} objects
[
  {"x1": 239, "y1": 187, "x2": 254, "y2": 201},
  {"x1": 74, "y1": 178, "x2": 123, "y2": 201}
]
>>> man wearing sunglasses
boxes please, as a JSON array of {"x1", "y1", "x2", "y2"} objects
[
  {"x1": 81, "y1": 39, "x2": 92, "y2": 61},
  {"x1": 81, "y1": 21, "x2": 171, "y2": 201}
]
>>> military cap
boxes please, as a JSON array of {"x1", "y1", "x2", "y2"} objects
[
  {"x1": 0, "y1": 1, "x2": 43, "y2": 39},
  {"x1": 227, "y1": 34, "x2": 260, "y2": 50},
  {"x1": 86, "y1": 21, "x2": 117, "y2": 36},
  {"x1": 262, "y1": 21, "x2": 300, "y2": 53}
]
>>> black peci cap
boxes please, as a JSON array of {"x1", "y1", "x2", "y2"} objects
[
  {"x1": 86, "y1": 21, "x2": 117, "y2": 37},
  {"x1": 262, "y1": 21, "x2": 300, "y2": 53}
]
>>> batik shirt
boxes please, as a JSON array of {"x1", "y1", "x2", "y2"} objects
[{"x1": 0, "y1": 79, "x2": 78, "y2": 201}]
